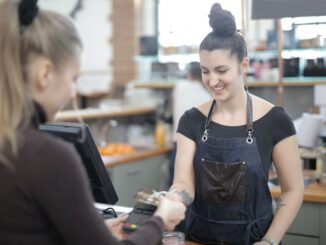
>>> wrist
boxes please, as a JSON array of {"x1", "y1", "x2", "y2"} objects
[
  {"x1": 168, "y1": 189, "x2": 192, "y2": 207},
  {"x1": 261, "y1": 236, "x2": 277, "y2": 245}
]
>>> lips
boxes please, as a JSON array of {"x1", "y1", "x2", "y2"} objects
[{"x1": 213, "y1": 83, "x2": 225, "y2": 92}]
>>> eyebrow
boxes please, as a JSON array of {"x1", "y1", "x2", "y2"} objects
[{"x1": 201, "y1": 65, "x2": 228, "y2": 70}]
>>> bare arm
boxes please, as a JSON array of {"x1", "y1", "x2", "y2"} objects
[
  {"x1": 168, "y1": 133, "x2": 196, "y2": 206},
  {"x1": 260, "y1": 135, "x2": 304, "y2": 244}
]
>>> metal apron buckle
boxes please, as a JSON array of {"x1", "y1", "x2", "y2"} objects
[
  {"x1": 202, "y1": 129, "x2": 208, "y2": 142},
  {"x1": 246, "y1": 129, "x2": 254, "y2": 144}
]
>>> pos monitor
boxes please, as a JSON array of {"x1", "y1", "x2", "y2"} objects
[{"x1": 39, "y1": 122, "x2": 118, "y2": 204}]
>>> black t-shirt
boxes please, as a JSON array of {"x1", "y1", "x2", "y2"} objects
[{"x1": 177, "y1": 106, "x2": 296, "y2": 174}]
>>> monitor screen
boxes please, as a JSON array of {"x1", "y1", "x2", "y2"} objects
[{"x1": 39, "y1": 122, "x2": 118, "y2": 204}]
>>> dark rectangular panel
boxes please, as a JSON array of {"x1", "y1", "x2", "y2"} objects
[{"x1": 252, "y1": 0, "x2": 326, "y2": 19}]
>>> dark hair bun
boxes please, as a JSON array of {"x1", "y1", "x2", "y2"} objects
[{"x1": 209, "y1": 3, "x2": 236, "y2": 37}]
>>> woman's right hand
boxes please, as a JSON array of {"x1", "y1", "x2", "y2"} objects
[{"x1": 154, "y1": 196, "x2": 186, "y2": 231}]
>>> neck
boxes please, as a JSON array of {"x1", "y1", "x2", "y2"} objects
[
  {"x1": 219, "y1": 90, "x2": 247, "y2": 113},
  {"x1": 213, "y1": 90, "x2": 248, "y2": 125}
]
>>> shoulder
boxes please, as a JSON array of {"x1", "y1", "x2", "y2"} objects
[
  {"x1": 181, "y1": 106, "x2": 207, "y2": 121},
  {"x1": 253, "y1": 103, "x2": 296, "y2": 145},
  {"x1": 23, "y1": 128, "x2": 81, "y2": 169},
  {"x1": 17, "y1": 128, "x2": 85, "y2": 193},
  {"x1": 251, "y1": 94, "x2": 275, "y2": 121},
  {"x1": 26, "y1": 128, "x2": 77, "y2": 155},
  {"x1": 252, "y1": 94, "x2": 294, "y2": 128},
  {"x1": 196, "y1": 100, "x2": 215, "y2": 117},
  {"x1": 177, "y1": 107, "x2": 208, "y2": 142}
]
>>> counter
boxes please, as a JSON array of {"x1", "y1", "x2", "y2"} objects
[
  {"x1": 270, "y1": 181, "x2": 326, "y2": 203},
  {"x1": 55, "y1": 106, "x2": 155, "y2": 121},
  {"x1": 102, "y1": 146, "x2": 172, "y2": 168}
]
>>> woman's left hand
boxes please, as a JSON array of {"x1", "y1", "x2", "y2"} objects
[
  {"x1": 253, "y1": 241, "x2": 272, "y2": 245},
  {"x1": 105, "y1": 214, "x2": 129, "y2": 240}
]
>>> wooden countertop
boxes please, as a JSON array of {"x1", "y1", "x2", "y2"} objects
[
  {"x1": 102, "y1": 146, "x2": 172, "y2": 168},
  {"x1": 133, "y1": 82, "x2": 175, "y2": 89},
  {"x1": 55, "y1": 106, "x2": 155, "y2": 121},
  {"x1": 270, "y1": 178, "x2": 326, "y2": 203}
]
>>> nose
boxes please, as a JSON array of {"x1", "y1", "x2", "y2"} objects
[{"x1": 207, "y1": 73, "x2": 219, "y2": 87}]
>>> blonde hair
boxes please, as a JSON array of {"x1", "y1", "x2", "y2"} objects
[{"x1": 0, "y1": 0, "x2": 81, "y2": 166}]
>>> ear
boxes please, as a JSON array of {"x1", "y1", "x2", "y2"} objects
[
  {"x1": 35, "y1": 58, "x2": 54, "y2": 91},
  {"x1": 241, "y1": 57, "x2": 250, "y2": 74}
]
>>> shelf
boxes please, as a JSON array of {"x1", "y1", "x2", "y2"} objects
[
  {"x1": 248, "y1": 77, "x2": 326, "y2": 87},
  {"x1": 249, "y1": 48, "x2": 326, "y2": 59},
  {"x1": 136, "y1": 48, "x2": 326, "y2": 64},
  {"x1": 136, "y1": 53, "x2": 199, "y2": 63},
  {"x1": 77, "y1": 90, "x2": 110, "y2": 99},
  {"x1": 132, "y1": 78, "x2": 326, "y2": 90},
  {"x1": 133, "y1": 81, "x2": 175, "y2": 89},
  {"x1": 55, "y1": 106, "x2": 155, "y2": 121},
  {"x1": 102, "y1": 146, "x2": 172, "y2": 168}
]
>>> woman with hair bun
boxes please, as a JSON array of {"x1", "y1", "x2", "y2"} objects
[{"x1": 167, "y1": 3, "x2": 303, "y2": 245}]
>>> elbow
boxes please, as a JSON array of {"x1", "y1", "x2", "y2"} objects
[{"x1": 281, "y1": 184, "x2": 304, "y2": 206}]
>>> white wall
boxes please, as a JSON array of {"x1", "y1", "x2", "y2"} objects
[{"x1": 39, "y1": 0, "x2": 113, "y2": 94}]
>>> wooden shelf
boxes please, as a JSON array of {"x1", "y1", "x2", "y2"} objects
[
  {"x1": 55, "y1": 106, "x2": 155, "y2": 121},
  {"x1": 133, "y1": 82, "x2": 175, "y2": 89},
  {"x1": 133, "y1": 79, "x2": 326, "y2": 90},
  {"x1": 77, "y1": 91, "x2": 110, "y2": 99},
  {"x1": 102, "y1": 146, "x2": 172, "y2": 168},
  {"x1": 248, "y1": 77, "x2": 326, "y2": 87}
]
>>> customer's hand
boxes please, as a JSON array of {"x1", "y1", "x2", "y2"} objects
[
  {"x1": 154, "y1": 196, "x2": 186, "y2": 231},
  {"x1": 165, "y1": 191, "x2": 183, "y2": 203},
  {"x1": 105, "y1": 214, "x2": 129, "y2": 240},
  {"x1": 253, "y1": 241, "x2": 272, "y2": 245}
]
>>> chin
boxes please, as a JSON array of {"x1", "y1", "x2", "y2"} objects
[{"x1": 212, "y1": 90, "x2": 229, "y2": 101}]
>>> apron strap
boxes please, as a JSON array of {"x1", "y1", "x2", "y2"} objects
[
  {"x1": 245, "y1": 91, "x2": 254, "y2": 144},
  {"x1": 201, "y1": 91, "x2": 254, "y2": 144},
  {"x1": 202, "y1": 100, "x2": 216, "y2": 142}
]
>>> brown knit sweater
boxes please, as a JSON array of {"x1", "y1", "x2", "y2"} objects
[{"x1": 0, "y1": 106, "x2": 164, "y2": 245}]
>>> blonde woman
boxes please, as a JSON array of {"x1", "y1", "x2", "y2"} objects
[{"x1": 0, "y1": 1, "x2": 185, "y2": 244}]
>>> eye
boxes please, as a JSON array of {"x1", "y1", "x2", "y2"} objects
[
  {"x1": 217, "y1": 69, "x2": 227, "y2": 74},
  {"x1": 201, "y1": 70, "x2": 209, "y2": 74}
]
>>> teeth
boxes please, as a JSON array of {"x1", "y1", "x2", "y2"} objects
[{"x1": 214, "y1": 84, "x2": 224, "y2": 91}]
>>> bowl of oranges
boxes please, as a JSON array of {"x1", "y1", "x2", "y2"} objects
[{"x1": 98, "y1": 143, "x2": 136, "y2": 156}]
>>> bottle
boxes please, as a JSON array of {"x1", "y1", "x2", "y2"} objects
[
  {"x1": 155, "y1": 120, "x2": 165, "y2": 147},
  {"x1": 316, "y1": 155, "x2": 323, "y2": 179},
  {"x1": 317, "y1": 145, "x2": 326, "y2": 185}
]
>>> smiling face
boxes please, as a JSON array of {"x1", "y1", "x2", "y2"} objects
[{"x1": 199, "y1": 49, "x2": 248, "y2": 102}]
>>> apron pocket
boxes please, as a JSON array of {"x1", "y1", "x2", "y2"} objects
[
  {"x1": 200, "y1": 159, "x2": 246, "y2": 203},
  {"x1": 187, "y1": 214, "x2": 248, "y2": 244}
]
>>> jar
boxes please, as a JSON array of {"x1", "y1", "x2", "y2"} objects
[{"x1": 162, "y1": 231, "x2": 185, "y2": 245}]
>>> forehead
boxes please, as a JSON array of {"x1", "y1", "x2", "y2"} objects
[{"x1": 199, "y1": 49, "x2": 238, "y2": 68}]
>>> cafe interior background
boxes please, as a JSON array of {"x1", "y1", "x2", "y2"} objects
[{"x1": 38, "y1": 1, "x2": 326, "y2": 244}]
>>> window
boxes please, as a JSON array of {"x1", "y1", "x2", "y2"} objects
[{"x1": 158, "y1": 0, "x2": 242, "y2": 48}]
